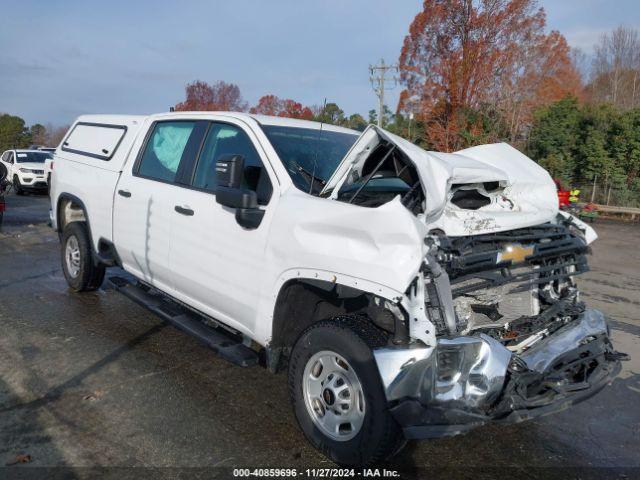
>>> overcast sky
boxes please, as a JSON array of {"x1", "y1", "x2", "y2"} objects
[{"x1": 1, "y1": 0, "x2": 639, "y2": 127}]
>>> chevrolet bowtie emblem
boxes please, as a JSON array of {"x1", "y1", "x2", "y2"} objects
[{"x1": 497, "y1": 243, "x2": 534, "y2": 264}]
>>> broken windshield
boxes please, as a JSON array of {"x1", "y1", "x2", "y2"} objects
[{"x1": 262, "y1": 125, "x2": 358, "y2": 194}]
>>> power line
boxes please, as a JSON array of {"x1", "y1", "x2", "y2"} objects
[{"x1": 369, "y1": 59, "x2": 398, "y2": 128}]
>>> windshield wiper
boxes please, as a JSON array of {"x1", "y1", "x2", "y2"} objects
[
  {"x1": 289, "y1": 161, "x2": 326, "y2": 190},
  {"x1": 348, "y1": 145, "x2": 396, "y2": 204}
]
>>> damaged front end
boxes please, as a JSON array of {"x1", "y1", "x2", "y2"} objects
[{"x1": 374, "y1": 216, "x2": 624, "y2": 438}]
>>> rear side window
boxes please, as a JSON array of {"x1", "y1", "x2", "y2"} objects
[
  {"x1": 192, "y1": 123, "x2": 272, "y2": 204},
  {"x1": 137, "y1": 121, "x2": 196, "y2": 183},
  {"x1": 62, "y1": 123, "x2": 126, "y2": 160}
]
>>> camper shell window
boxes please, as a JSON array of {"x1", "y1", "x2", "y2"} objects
[{"x1": 62, "y1": 122, "x2": 127, "y2": 160}]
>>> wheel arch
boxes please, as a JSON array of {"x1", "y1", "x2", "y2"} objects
[
  {"x1": 267, "y1": 272, "x2": 408, "y2": 372},
  {"x1": 56, "y1": 193, "x2": 89, "y2": 236}
]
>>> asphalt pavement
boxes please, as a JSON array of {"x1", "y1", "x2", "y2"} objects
[{"x1": 0, "y1": 191, "x2": 638, "y2": 479}]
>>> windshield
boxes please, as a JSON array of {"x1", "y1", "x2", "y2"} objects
[
  {"x1": 16, "y1": 152, "x2": 52, "y2": 163},
  {"x1": 262, "y1": 125, "x2": 358, "y2": 194}
]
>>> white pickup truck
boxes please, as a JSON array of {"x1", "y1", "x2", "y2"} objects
[{"x1": 50, "y1": 112, "x2": 623, "y2": 466}]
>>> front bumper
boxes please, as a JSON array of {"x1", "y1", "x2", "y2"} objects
[
  {"x1": 16, "y1": 172, "x2": 48, "y2": 189},
  {"x1": 373, "y1": 309, "x2": 623, "y2": 439}
]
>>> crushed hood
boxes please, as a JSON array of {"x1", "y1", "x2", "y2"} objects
[{"x1": 322, "y1": 126, "x2": 558, "y2": 236}]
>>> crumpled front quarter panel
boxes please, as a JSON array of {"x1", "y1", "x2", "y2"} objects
[{"x1": 267, "y1": 190, "x2": 427, "y2": 297}]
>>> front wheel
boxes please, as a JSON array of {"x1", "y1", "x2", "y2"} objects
[
  {"x1": 13, "y1": 175, "x2": 24, "y2": 195},
  {"x1": 288, "y1": 316, "x2": 405, "y2": 466},
  {"x1": 61, "y1": 222, "x2": 105, "y2": 292}
]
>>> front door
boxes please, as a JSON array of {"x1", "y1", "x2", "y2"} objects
[{"x1": 169, "y1": 119, "x2": 277, "y2": 335}]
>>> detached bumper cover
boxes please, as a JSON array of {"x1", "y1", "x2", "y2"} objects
[{"x1": 373, "y1": 309, "x2": 622, "y2": 439}]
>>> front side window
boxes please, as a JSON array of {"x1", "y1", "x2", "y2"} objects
[
  {"x1": 192, "y1": 123, "x2": 272, "y2": 204},
  {"x1": 137, "y1": 121, "x2": 196, "y2": 182},
  {"x1": 262, "y1": 126, "x2": 358, "y2": 194}
]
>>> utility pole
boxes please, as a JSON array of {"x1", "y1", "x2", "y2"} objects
[{"x1": 369, "y1": 59, "x2": 398, "y2": 127}]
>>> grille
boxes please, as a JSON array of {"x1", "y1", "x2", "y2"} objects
[
  {"x1": 438, "y1": 223, "x2": 588, "y2": 298},
  {"x1": 434, "y1": 222, "x2": 588, "y2": 333}
]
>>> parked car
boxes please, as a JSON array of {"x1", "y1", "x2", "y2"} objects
[
  {"x1": 0, "y1": 149, "x2": 52, "y2": 195},
  {"x1": 49, "y1": 112, "x2": 624, "y2": 466}
]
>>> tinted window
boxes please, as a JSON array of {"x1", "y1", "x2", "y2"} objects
[
  {"x1": 16, "y1": 151, "x2": 51, "y2": 163},
  {"x1": 138, "y1": 121, "x2": 196, "y2": 182},
  {"x1": 193, "y1": 123, "x2": 272, "y2": 204},
  {"x1": 262, "y1": 126, "x2": 358, "y2": 193}
]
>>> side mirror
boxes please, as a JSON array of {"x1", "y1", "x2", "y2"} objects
[{"x1": 215, "y1": 154, "x2": 265, "y2": 229}]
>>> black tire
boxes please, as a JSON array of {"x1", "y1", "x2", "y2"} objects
[
  {"x1": 61, "y1": 222, "x2": 105, "y2": 292},
  {"x1": 13, "y1": 175, "x2": 24, "y2": 195},
  {"x1": 288, "y1": 315, "x2": 405, "y2": 466}
]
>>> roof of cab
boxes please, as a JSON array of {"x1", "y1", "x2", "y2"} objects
[{"x1": 143, "y1": 111, "x2": 360, "y2": 135}]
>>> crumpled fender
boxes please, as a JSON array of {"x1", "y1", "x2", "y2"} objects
[{"x1": 253, "y1": 190, "x2": 429, "y2": 345}]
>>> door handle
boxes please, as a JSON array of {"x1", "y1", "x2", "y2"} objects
[
  {"x1": 174, "y1": 205, "x2": 194, "y2": 216},
  {"x1": 118, "y1": 189, "x2": 131, "y2": 198}
]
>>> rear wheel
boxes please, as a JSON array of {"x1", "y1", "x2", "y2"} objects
[
  {"x1": 61, "y1": 222, "x2": 105, "y2": 291},
  {"x1": 288, "y1": 315, "x2": 405, "y2": 466},
  {"x1": 13, "y1": 175, "x2": 24, "y2": 195}
]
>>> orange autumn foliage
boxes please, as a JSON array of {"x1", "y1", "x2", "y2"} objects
[
  {"x1": 250, "y1": 94, "x2": 314, "y2": 120},
  {"x1": 174, "y1": 80, "x2": 248, "y2": 112},
  {"x1": 398, "y1": 0, "x2": 582, "y2": 151}
]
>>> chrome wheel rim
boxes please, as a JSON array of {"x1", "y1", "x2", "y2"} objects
[
  {"x1": 65, "y1": 235, "x2": 81, "y2": 278},
  {"x1": 302, "y1": 350, "x2": 365, "y2": 441}
]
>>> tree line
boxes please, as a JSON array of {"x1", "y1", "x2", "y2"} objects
[
  {"x1": 172, "y1": 1, "x2": 639, "y2": 205},
  {"x1": 0, "y1": 113, "x2": 68, "y2": 152}
]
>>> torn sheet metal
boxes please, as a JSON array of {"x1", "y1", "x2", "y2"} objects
[{"x1": 323, "y1": 126, "x2": 559, "y2": 237}]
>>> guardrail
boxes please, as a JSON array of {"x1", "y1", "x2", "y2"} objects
[{"x1": 592, "y1": 203, "x2": 640, "y2": 220}]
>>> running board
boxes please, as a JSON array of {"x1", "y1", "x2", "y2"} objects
[{"x1": 108, "y1": 276, "x2": 258, "y2": 367}]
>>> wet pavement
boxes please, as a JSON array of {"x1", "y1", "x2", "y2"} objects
[{"x1": 0, "y1": 191, "x2": 639, "y2": 479}]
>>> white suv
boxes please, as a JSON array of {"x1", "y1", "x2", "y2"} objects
[
  {"x1": 0, "y1": 149, "x2": 52, "y2": 194},
  {"x1": 49, "y1": 112, "x2": 623, "y2": 466}
]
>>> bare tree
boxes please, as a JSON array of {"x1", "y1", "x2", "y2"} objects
[
  {"x1": 590, "y1": 25, "x2": 640, "y2": 109},
  {"x1": 44, "y1": 123, "x2": 70, "y2": 147}
]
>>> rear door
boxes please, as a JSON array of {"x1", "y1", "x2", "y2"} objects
[
  {"x1": 113, "y1": 120, "x2": 208, "y2": 294},
  {"x1": 168, "y1": 118, "x2": 277, "y2": 334}
]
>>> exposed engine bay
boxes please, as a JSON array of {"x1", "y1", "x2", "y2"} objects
[
  {"x1": 372, "y1": 216, "x2": 624, "y2": 438},
  {"x1": 432, "y1": 219, "x2": 589, "y2": 354}
]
